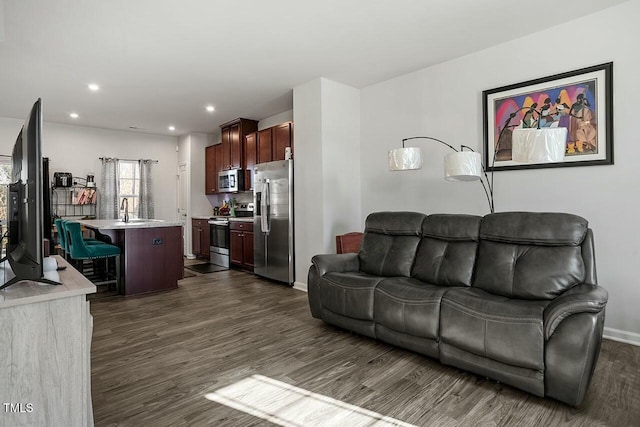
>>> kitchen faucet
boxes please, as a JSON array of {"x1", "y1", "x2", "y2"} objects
[{"x1": 121, "y1": 198, "x2": 129, "y2": 223}]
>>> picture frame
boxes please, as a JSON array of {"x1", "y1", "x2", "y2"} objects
[{"x1": 483, "y1": 62, "x2": 613, "y2": 171}]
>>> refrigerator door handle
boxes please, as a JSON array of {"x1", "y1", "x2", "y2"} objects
[{"x1": 261, "y1": 179, "x2": 270, "y2": 234}]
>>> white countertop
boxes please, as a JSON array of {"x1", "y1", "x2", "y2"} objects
[
  {"x1": 192, "y1": 216, "x2": 254, "y2": 222},
  {"x1": 229, "y1": 217, "x2": 254, "y2": 223},
  {"x1": 76, "y1": 219, "x2": 183, "y2": 230}
]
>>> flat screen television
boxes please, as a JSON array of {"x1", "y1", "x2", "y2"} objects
[{"x1": 1, "y1": 99, "x2": 58, "y2": 290}]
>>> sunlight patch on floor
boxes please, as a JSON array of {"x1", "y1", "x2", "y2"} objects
[{"x1": 205, "y1": 374, "x2": 416, "y2": 426}]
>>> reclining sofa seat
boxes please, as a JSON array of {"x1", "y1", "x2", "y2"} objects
[{"x1": 307, "y1": 211, "x2": 608, "y2": 407}]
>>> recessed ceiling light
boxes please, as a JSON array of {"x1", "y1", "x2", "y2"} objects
[
  {"x1": 88, "y1": 83, "x2": 100, "y2": 91},
  {"x1": 206, "y1": 105, "x2": 215, "y2": 113},
  {"x1": 70, "y1": 113, "x2": 79, "y2": 119},
  {"x1": 168, "y1": 126, "x2": 176, "y2": 131}
]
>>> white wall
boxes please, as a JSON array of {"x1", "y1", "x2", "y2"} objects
[
  {"x1": 178, "y1": 134, "x2": 192, "y2": 256},
  {"x1": 258, "y1": 110, "x2": 293, "y2": 130},
  {"x1": 0, "y1": 117, "x2": 178, "y2": 221},
  {"x1": 321, "y1": 80, "x2": 361, "y2": 250},
  {"x1": 294, "y1": 80, "x2": 324, "y2": 287},
  {"x1": 179, "y1": 132, "x2": 216, "y2": 257},
  {"x1": 293, "y1": 78, "x2": 361, "y2": 288},
  {"x1": 360, "y1": 1, "x2": 640, "y2": 339},
  {"x1": 189, "y1": 133, "x2": 212, "y2": 217}
]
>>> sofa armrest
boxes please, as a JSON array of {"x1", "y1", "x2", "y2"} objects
[
  {"x1": 311, "y1": 253, "x2": 360, "y2": 277},
  {"x1": 544, "y1": 284, "x2": 608, "y2": 340}
]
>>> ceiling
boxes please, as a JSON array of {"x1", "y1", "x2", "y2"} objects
[{"x1": 0, "y1": 0, "x2": 627, "y2": 137}]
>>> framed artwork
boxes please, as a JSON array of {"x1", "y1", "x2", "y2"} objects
[{"x1": 483, "y1": 62, "x2": 613, "y2": 171}]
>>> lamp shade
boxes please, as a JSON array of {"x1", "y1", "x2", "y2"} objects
[
  {"x1": 444, "y1": 151, "x2": 482, "y2": 181},
  {"x1": 512, "y1": 128, "x2": 567, "y2": 163},
  {"x1": 388, "y1": 147, "x2": 422, "y2": 170}
]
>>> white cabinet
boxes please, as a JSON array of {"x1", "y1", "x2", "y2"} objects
[{"x1": 0, "y1": 256, "x2": 96, "y2": 427}]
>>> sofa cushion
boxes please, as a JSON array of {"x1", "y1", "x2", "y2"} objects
[
  {"x1": 320, "y1": 272, "x2": 383, "y2": 321},
  {"x1": 412, "y1": 214, "x2": 481, "y2": 287},
  {"x1": 480, "y1": 212, "x2": 588, "y2": 246},
  {"x1": 440, "y1": 287, "x2": 549, "y2": 370},
  {"x1": 359, "y1": 212, "x2": 425, "y2": 277},
  {"x1": 474, "y1": 212, "x2": 587, "y2": 299},
  {"x1": 374, "y1": 277, "x2": 448, "y2": 340}
]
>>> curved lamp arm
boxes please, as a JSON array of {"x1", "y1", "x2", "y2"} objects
[
  {"x1": 400, "y1": 136, "x2": 494, "y2": 213},
  {"x1": 489, "y1": 106, "x2": 532, "y2": 197}
]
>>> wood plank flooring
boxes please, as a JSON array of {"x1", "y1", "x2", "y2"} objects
[{"x1": 90, "y1": 271, "x2": 640, "y2": 426}]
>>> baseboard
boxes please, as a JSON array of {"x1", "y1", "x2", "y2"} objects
[
  {"x1": 603, "y1": 327, "x2": 640, "y2": 347},
  {"x1": 292, "y1": 281, "x2": 308, "y2": 292}
]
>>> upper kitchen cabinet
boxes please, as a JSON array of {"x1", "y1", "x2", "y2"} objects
[
  {"x1": 205, "y1": 145, "x2": 216, "y2": 194},
  {"x1": 256, "y1": 121, "x2": 294, "y2": 164},
  {"x1": 205, "y1": 143, "x2": 225, "y2": 194},
  {"x1": 272, "y1": 122, "x2": 293, "y2": 161},
  {"x1": 257, "y1": 128, "x2": 273, "y2": 165},
  {"x1": 219, "y1": 118, "x2": 258, "y2": 171},
  {"x1": 244, "y1": 132, "x2": 257, "y2": 191}
]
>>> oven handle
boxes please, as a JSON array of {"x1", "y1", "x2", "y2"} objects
[{"x1": 208, "y1": 220, "x2": 229, "y2": 225}]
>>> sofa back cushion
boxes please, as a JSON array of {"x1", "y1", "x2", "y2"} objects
[
  {"x1": 359, "y1": 212, "x2": 425, "y2": 277},
  {"x1": 412, "y1": 214, "x2": 481, "y2": 287},
  {"x1": 473, "y1": 212, "x2": 587, "y2": 300}
]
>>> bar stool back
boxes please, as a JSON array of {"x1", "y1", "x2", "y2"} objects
[{"x1": 65, "y1": 221, "x2": 121, "y2": 292}]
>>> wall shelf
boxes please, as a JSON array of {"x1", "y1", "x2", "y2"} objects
[{"x1": 51, "y1": 186, "x2": 97, "y2": 219}]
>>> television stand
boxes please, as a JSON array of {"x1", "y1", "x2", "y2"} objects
[
  {"x1": 0, "y1": 255, "x2": 96, "y2": 426},
  {"x1": 0, "y1": 256, "x2": 63, "y2": 291}
]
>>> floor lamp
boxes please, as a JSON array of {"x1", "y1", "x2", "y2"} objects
[{"x1": 388, "y1": 129, "x2": 567, "y2": 213}]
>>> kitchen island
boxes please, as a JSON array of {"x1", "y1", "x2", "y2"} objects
[{"x1": 77, "y1": 219, "x2": 183, "y2": 296}]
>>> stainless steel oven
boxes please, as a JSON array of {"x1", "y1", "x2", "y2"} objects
[{"x1": 208, "y1": 219, "x2": 229, "y2": 268}]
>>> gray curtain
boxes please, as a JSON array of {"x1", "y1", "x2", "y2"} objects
[
  {"x1": 138, "y1": 160, "x2": 155, "y2": 219},
  {"x1": 99, "y1": 158, "x2": 119, "y2": 219}
]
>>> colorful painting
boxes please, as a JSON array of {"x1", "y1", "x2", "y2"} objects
[{"x1": 483, "y1": 63, "x2": 613, "y2": 171}]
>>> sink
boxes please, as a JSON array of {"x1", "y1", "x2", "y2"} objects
[{"x1": 112, "y1": 219, "x2": 164, "y2": 226}]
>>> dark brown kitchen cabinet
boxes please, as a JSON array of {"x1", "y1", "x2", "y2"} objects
[
  {"x1": 205, "y1": 145, "x2": 217, "y2": 194},
  {"x1": 205, "y1": 143, "x2": 225, "y2": 194},
  {"x1": 214, "y1": 144, "x2": 223, "y2": 189},
  {"x1": 256, "y1": 121, "x2": 293, "y2": 164},
  {"x1": 257, "y1": 128, "x2": 273, "y2": 164},
  {"x1": 192, "y1": 218, "x2": 210, "y2": 260},
  {"x1": 272, "y1": 122, "x2": 293, "y2": 161},
  {"x1": 244, "y1": 132, "x2": 257, "y2": 191},
  {"x1": 229, "y1": 221, "x2": 253, "y2": 271},
  {"x1": 219, "y1": 118, "x2": 258, "y2": 172}
]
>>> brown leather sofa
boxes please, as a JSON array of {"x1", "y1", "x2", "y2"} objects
[{"x1": 307, "y1": 211, "x2": 608, "y2": 406}]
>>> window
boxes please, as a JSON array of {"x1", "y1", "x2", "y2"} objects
[
  {"x1": 118, "y1": 160, "x2": 139, "y2": 219},
  {"x1": 0, "y1": 156, "x2": 12, "y2": 226},
  {"x1": 0, "y1": 156, "x2": 11, "y2": 256}
]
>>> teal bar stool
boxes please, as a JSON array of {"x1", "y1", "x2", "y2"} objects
[
  {"x1": 55, "y1": 218, "x2": 101, "y2": 259},
  {"x1": 65, "y1": 221, "x2": 121, "y2": 292}
]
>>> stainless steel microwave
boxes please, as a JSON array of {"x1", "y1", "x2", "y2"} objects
[{"x1": 218, "y1": 169, "x2": 243, "y2": 192}]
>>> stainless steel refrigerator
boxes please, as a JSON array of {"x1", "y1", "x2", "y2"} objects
[{"x1": 254, "y1": 159, "x2": 294, "y2": 284}]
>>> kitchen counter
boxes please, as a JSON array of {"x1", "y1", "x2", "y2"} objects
[
  {"x1": 192, "y1": 215, "x2": 215, "y2": 220},
  {"x1": 76, "y1": 219, "x2": 182, "y2": 230},
  {"x1": 192, "y1": 216, "x2": 254, "y2": 222},
  {"x1": 77, "y1": 220, "x2": 183, "y2": 296},
  {"x1": 228, "y1": 217, "x2": 254, "y2": 223}
]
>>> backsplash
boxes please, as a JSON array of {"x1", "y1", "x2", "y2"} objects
[{"x1": 207, "y1": 191, "x2": 254, "y2": 210}]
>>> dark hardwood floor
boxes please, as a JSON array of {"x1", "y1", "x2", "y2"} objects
[{"x1": 90, "y1": 271, "x2": 640, "y2": 426}]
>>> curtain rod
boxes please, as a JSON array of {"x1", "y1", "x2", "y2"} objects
[{"x1": 99, "y1": 157, "x2": 159, "y2": 163}]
